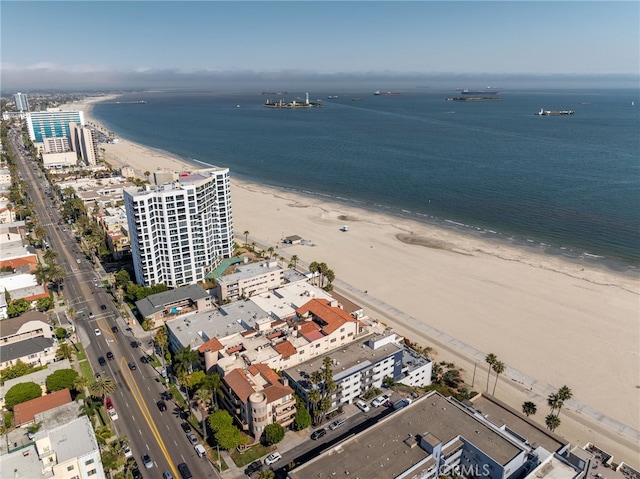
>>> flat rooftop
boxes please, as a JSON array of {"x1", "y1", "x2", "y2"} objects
[
  {"x1": 288, "y1": 392, "x2": 524, "y2": 479},
  {"x1": 470, "y1": 395, "x2": 565, "y2": 453},
  {"x1": 285, "y1": 333, "x2": 402, "y2": 385}
]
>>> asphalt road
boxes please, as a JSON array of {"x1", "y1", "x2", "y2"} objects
[{"x1": 9, "y1": 129, "x2": 219, "y2": 479}]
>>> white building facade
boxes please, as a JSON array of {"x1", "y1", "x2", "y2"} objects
[{"x1": 124, "y1": 168, "x2": 233, "y2": 287}]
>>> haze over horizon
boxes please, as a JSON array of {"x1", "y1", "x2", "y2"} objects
[{"x1": 1, "y1": 1, "x2": 639, "y2": 92}]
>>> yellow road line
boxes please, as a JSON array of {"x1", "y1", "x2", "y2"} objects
[{"x1": 119, "y1": 357, "x2": 178, "y2": 478}]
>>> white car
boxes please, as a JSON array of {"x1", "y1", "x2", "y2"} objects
[
  {"x1": 264, "y1": 452, "x2": 282, "y2": 466},
  {"x1": 371, "y1": 395, "x2": 388, "y2": 407},
  {"x1": 124, "y1": 447, "x2": 133, "y2": 459},
  {"x1": 108, "y1": 408, "x2": 119, "y2": 420},
  {"x1": 355, "y1": 399, "x2": 370, "y2": 413},
  {"x1": 94, "y1": 328, "x2": 101, "y2": 336}
]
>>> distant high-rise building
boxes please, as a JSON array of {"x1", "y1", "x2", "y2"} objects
[
  {"x1": 69, "y1": 122, "x2": 97, "y2": 165},
  {"x1": 14, "y1": 92, "x2": 29, "y2": 112},
  {"x1": 26, "y1": 110, "x2": 84, "y2": 144},
  {"x1": 124, "y1": 168, "x2": 233, "y2": 288}
]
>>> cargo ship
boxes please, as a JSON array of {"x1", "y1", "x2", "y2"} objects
[
  {"x1": 535, "y1": 108, "x2": 574, "y2": 116},
  {"x1": 446, "y1": 96, "x2": 501, "y2": 102},
  {"x1": 461, "y1": 88, "x2": 500, "y2": 95},
  {"x1": 374, "y1": 91, "x2": 403, "y2": 96}
]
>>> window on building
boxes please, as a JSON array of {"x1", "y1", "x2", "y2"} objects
[{"x1": 67, "y1": 465, "x2": 75, "y2": 471}]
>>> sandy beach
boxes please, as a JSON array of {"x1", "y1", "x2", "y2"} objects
[{"x1": 64, "y1": 96, "x2": 640, "y2": 466}]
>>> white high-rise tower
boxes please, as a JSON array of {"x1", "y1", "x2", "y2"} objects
[{"x1": 124, "y1": 167, "x2": 233, "y2": 287}]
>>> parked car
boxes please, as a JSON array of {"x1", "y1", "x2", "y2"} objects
[
  {"x1": 180, "y1": 422, "x2": 191, "y2": 433},
  {"x1": 371, "y1": 395, "x2": 389, "y2": 408},
  {"x1": 264, "y1": 452, "x2": 282, "y2": 466},
  {"x1": 244, "y1": 461, "x2": 263, "y2": 475},
  {"x1": 141, "y1": 453, "x2": 153, "y2": 469},
  {"x1": 356, "y1": 399, "x2": 370, "y2": 413},
  {"x1": 156, "y1": 400, "x2": 167, "y2": 412},
  {"x1": 329, "y1": 419, "x2": 346, "y2": 430},
  {"x1": 131, "y1": 468, "x2": 143, "y2": 479},
  {"x1": 186, "y1": 433, "x2": 198, "y2": 445},
  {"x1": 162, "y1": 472, "x2": 174, "y2": 479},
  {"x1": 105, "y1": 397, "x2": 113, "y2": 410},
  {"x1": 106, "y1": 351, "x2": 114, "y2": 360},
  {"x1": 194, "y1": 444, "x2": 206, "y2": 458},
  {"x1": 177, "y1": 463, "x2": 192, "y2": 479},
  {"x1": 393, "y1": 398, "x2": 412, "y2": 410},
  {"x1": 310, "y1": 428, "x2": 327, "y2": 440},
  {"x1": 123, "y1": 446, "x2": 133, "y2": 458},
  {"x1": 108, "y1": 408, "x2": 119, "y2": 420}
]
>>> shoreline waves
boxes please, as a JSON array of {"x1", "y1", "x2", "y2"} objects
[{"x1": 63, "y1": 95, "x2": 639, "y2": 466}]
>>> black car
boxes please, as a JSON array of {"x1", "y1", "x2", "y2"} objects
[
  {"x1": 98, "y1": 356, "x2": 106, "y2": 366},
  {"x1": 310, "y1": 428, "x2": 327, "y2": 440},
  {"x1": 111, "y1": 326, "x2": 119, "y2": 333},
  {"x1": 180, "y1": 422, "x2": 191, "y2": 433},
  {"x1": 244, "y1": 461, "x2": 263, "y2": 475},
  {"x1": 128, "y1": 362, "x2": 137, "y2": 370},
  {"x1": 131, "y1": 468, "x2": 143, "y2": 479},
  {"x1": 100, "y1": 304, "x2": 107, "y2": 310},
  {"x1": 157, "y1": 400, "x2": 167, "y2": 412},
  {"x1": 177, "y1": 463, "x2": 192, "y2": 479}
]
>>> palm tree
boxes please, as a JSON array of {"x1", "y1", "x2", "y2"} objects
[
  {"x1": 522, "y1": 401, "x2": 537, "y2": 417},
  {"x1": 547, "y1": 392, "x2": 562, "y2": 415},
  {"x1": 144, "y1": 171, "x2": 151, "y2": 182},
  {"x1": 307, "y1": 388, "x2": 321, "y2": 425},
  {"x1": 267, "y1": 246, "x2": 275, "y2": 259},
  {"x1": 56, "y1": 342, "x2": 74, "y2": 361},
  {"x1": 33, "y1": 226, "x2": 47, "y2": 245},
  {"x1": 243, "y1": 230, "x2": 250, "y2": 246},
  {"x1": 556, "y1": 385, "x2": 573, "y2": 416},
  {"x1": 43, "y1": 249, "x2": 58, "y2": 264},
  {"x1": 74, "y1": 375, "x2": 90, "y2": 394},
  {"x1": 289, "y1": 254, "x2": 299, "y2": 270},
  {"x1": 48, "y1": 264, "x2": 66, "y2": 293},
  {"x1": 545, "y1": 413, "x2": 561, "y2": 432},
  {"x1": 194, "y1": 387, "x2": 212, "y2": 441},
  {"x1": 34, "y1": 264, "x2": 51, "y2": 285},
  {"x1": 492, "y1": 360, "x2": 505, "y2": 395},
  {"x1": 309, "y1": 261, "x2": 319, "y2": 286},
  {"x1": 173, "y1": 346, "x2": 199, "y2": 376},
  {"x1": 89, "y1": 376, "x2": 117, "y2": 398},
  {"x1": 485, "y1": 353, "x2": 497, "y2": 392}
]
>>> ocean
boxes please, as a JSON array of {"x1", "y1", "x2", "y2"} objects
[{"x1": 91, "y1": 89, "x2": 640, "y2": 272}]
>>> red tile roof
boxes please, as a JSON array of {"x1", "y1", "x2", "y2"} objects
[
  {"x1": 273, "y1": 340, "x2": 297, "y2": 359},
  {"x1": 13, "y1": 388, "x2": 72, "y2": 426},
  {"x1": 223, "y1": 364, "x2": 292, "y2": 404},
  {"x1": 0, "y1": 256, "x2": 38, "y2": 271},
  {"x1": 296, "y1": 298, "x2": 355, "y2": 334},
  {"x1": 197, "y1": 337, "x2": 224, "y2": 353}
]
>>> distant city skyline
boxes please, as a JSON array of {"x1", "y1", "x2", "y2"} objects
[{"x1": 1, "y1": 1, "x2": 638, "y2": 91}]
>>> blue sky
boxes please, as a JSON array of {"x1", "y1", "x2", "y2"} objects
[{"x1": 1, "y1": 1, "x2": 638, "y2": 90}]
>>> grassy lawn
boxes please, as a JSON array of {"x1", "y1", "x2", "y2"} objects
[
  {"x1": 168, "y1": 383, "x2": 186, "y2": 408},
  {"x1": 79, "y1": 360, "x2": 93, "y2": 379},
  {"x1": 230, "y1": 443, "x2": 271, "y2": 467},
  {"x1": 74, "y1": 342, "x2": 87, "y2": 361}
]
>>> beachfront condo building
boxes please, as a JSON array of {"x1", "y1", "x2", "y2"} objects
[
  {"x1": 69, "y1": 122, "x2": 98, "y2": 165},
  {"x1": 26, "y1": 109, "x2": 84, "y2": 147},
  {"x1": 124, "y1": 167, "x2": 233, "y2": 288},
  {"x1": 14, "y1": 92, "x2": 29, "y2": 111}
]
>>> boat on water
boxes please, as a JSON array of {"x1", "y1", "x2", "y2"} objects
[
  {"x1": 461, "y1": 89, "x2": 500, "y2": 95},
  {"x1": 374, "y1": 91, "x2": 403, "y2": 96},
  {"x1": 263, "y1": 93, "x2": 323, "y2": 108},
  {"x1": 351, "y1": 97, "x2": 363, "y2": 101},
  {"x1": 536, "y1": 108, "x2": 574, "y2": 116},
  {"x1": 446, "y1": 96, "x2": 501, "y2": 102}
]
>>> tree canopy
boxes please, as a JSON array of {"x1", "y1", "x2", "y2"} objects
[
  {"x1": 5, "y1": 382, "x2": 42, "y2": 410},
  {"x1": 46, "y1": 369, "x2": 79, "y2": 393},
  {"x1": 263, "y1": 423, "x2": 285, "y2": 446}
]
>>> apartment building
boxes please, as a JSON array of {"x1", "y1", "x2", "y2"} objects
[
  {"x1": 215, "y1": 259, "x2": 284, "y2": 302},
  {"x1": 124, "y1": 168, "x2": 233, "y2": 287},
  {"x1": 287, "y1": 391, "x2": 585, "y2": 479},
  {"x1": 220, "y1": 363, "x2": 296, "y2": 437},
  {"x1": 26, "y1": 110, "x2": 84, "y2": 145}
]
